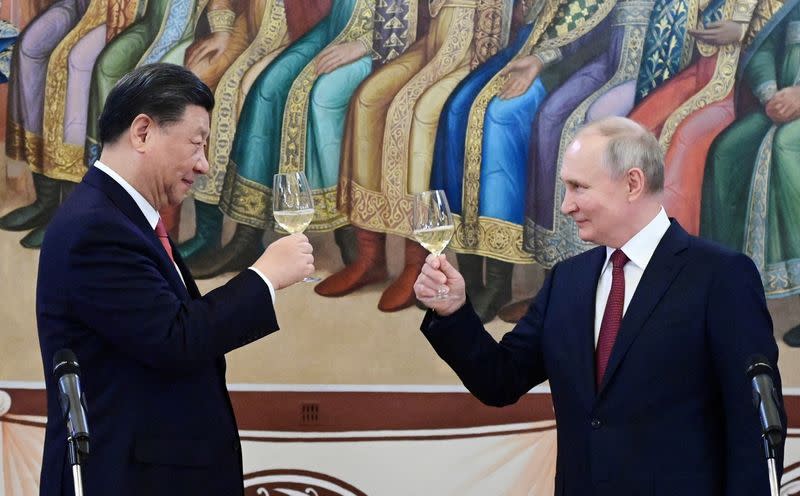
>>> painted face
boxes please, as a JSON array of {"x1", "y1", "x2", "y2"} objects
[
  {"x1": 559, "y1": 132, "x2": 633, "y2": 248},
  {"x1": 146, "y1": 104, "x2": 210, "y2": 208}
]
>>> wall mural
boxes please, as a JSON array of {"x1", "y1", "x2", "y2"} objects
[
  {"x1": 5, "y1": 0, "x2": 800, "y2": 323},
  {"x1": 1, "y1": 0, "x2": 800, "y2": 493}
]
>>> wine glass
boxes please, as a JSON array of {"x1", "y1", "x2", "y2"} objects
[
  {"x1": 412, "y1": 190, "x2": 454, "y2": 300},
  {"x1": 272, "y1": 171, "x2": 320, "y2": 282}
]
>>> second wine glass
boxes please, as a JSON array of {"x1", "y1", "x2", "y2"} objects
[
  {"x1": 412, "y1": 190, "x2": 454, "y2": 300},
  {"x1": 273, "y1": 171, "x2": 320, "y2": 283}
]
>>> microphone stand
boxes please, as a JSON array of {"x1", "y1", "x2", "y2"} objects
[
  {"x1": 763, "y1": 437, "x2": 779, "y2": 496},
  {"x1": 67, "y1": 436, "x2": 88, "y2": 496}
]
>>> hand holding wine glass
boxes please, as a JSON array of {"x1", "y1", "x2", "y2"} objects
[
  {"x1": 412, "y1": 190, "x2": 455, "y2": 300},
  {"x1": 272, "y1": 172, "x2": 320, "y2": 282},
  {"x1": 253, "y1": 234, "x2": 314, "y2": 289}
]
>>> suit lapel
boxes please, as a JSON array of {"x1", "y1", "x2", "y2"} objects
[
  {"x1": 596, "y1": 221, "x2": 690, "y2": 395},
  {"x1": 173, "y1": 243, "x2": 201, "y2": 298},
  {"x1": 83, "y1": 167, "x2": 193, "y2": 300},
  {"x1": 568, "y1": 247, "x2": 607, "y2": 406}
]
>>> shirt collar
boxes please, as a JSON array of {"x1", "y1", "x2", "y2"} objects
[
  {"x1": 603, "y1": 206, "x2": 670, "y2": 271},
  {"x1": 93, "y1": 160, "x2": 160, "y2": 230}
]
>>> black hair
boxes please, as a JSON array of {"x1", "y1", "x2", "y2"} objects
[{"x1": 98, "y1": 63, "x2": 214, "y2": 146}]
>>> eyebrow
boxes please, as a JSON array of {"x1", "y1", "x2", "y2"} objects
[{"x1": 562, "y1": 177, "x2": 586, "y2": 187}]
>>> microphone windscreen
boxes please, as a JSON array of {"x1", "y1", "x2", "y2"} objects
[
  {"x1": 746, "y1": 353, "x2": 773, "y2": 380},
  {"x1": 53, "y1": 349, "x2": 80, "y2": 378}
]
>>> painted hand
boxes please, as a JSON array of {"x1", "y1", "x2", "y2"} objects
[
  {"x1": 688, "y1": 20, "x2": 744, "y2": 46},
  {"x1": 185, "y1": 31, "x2": 232, "y2": 68},
  {"x1": 765, "y1": 86, "x2": 800, "y2": 124},
  {"x1": 315, "y1": 41, "x2": 369, "y2": 75},
  {"x1": 499, "y1": 55, "x2": 543, "y2": 99}
]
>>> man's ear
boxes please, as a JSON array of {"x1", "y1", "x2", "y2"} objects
[
  {"x1": 129, "y1": 114, "x2": 154, "y2": 151},
  {"x1": 626, "y1": 167, "x2": 646, "y2": 201}
]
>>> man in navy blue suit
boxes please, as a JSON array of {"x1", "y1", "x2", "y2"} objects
[
  {"x1": 415, "y1": 117, "x2": 786, "y2": 495},
  {"x1": 36, "y1": 63, "x2": 315, "y2": 495}
]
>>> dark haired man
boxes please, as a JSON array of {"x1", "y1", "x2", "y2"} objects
[{"x1": 36, "y1": 63, "x2": 314, "y2": 495}]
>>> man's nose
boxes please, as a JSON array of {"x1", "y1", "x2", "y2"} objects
[
  {"x1": 560, "y1": 194, "x2": 574, "y2": 215},
  {"x1": 195, "y1": 154, "x2": 209, "y2": 174}
]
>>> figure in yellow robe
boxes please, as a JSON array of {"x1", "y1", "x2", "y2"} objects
[{"x1": 318, "y1": 0, "x2": 509, "y2": 312}]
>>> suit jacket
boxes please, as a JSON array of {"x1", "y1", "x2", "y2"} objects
[
  {"x1": 422, "y1": 221, "x2": 786, "y2": 496},
  {"x1": 37, "y1": 167, "x2": 279, "y2": 496}
]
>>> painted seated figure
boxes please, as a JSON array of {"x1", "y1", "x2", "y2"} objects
[
  {"x1": 317, "y1": 0, "x2": 510, "y2": 312},
  {"x1": 189, "y1": 0, "x2": 397, "y2": 278},
  {"x1": 429, "y1": 0, "x2": 615, "y2": 322},
  {"x1": 178, "y1": 0, "x2": 332, "y2": 263},
  {"x1": 1, "y1": 0, "x2": 91, "y2": 247},
  {"x1": 629, "y1": 0, "x2": 766, "y2": 235},
  {"x1": 701, "y1": 0, "x2": 800, "y2": 345}
]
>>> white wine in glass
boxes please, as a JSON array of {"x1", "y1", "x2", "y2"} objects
[
  {"x1": 412, "y1": 190, "x2": 454, "y2": 300},
  {"x1": 413, "y1": 225, "x2": 454, "y2": 257},
  {"x1": 273, "y1": 208, "x2": 315, "y2": 234},
  {"x1": 273, "y1": 171, "x2": 320, "y2": 282}
]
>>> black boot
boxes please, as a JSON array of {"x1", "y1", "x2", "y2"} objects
[
  {"x1": 19, "y1": 179, "x2": 78, "y2": 249},
  {"x1": 334, "y1": 225, "x2": 358, "y2": 266},
  {"x1": 60, "y1": 181, "x2": 77, "y2": 201},
  {"x1": 472, "y1": 258, "x2": 513, "y2": 323},
  {"x1": 187, "y1": 224, "x2": 264, "y2": 279},
  {"x1": 0, "y1": 173, "x2": 61, "y2": 231},
  {"x1": 20, "y1": 226, "x2": 46, "y2": 249},
  {"x1": 497, "y1": 268, "x2": 550, "y2": 323},
  {"x1": 784, "y1": 324, "x2": 800, "y2": 347},
  {"x1": 456, "y1": 254, "x2": 485, "y2": 299},
  {"x1": 178, "y1": 200, "x2": 223, "y2": 262}
]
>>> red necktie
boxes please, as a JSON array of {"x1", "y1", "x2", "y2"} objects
[
  {"x1": 596, "y1": 249, "x2": 629, "y2": 388},
  {"x1": 154, "y1": 217, "x2": 175, "y2": 263}
]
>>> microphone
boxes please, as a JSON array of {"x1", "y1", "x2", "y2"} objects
[
  {"x1": 53, "y1": 349, "x2": 90, "y2": 463},
  {"x1": 746, "y1": 354, "x2": 783, "y2": 450}
]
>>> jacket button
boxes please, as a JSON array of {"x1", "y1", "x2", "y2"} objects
[{"x1": 591, "y1": 418, "x2": 601, "y2": 429}]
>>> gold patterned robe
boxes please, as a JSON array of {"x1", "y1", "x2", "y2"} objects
[
  {"x1": 38, "y1": 0, "x2": 141, "y2": 182},
  {"x1": 445, "y1": 0, "x2": 618, "y2": 263},
  {"x1": 627, "y1": 0, "x2": 765, "y2": 234},
  {"x1": 193, "y1": 0, "x2": 291, "y2": 205},
  {"x1": 338, "y1": 0, "x2": 508, "y2": 238}
]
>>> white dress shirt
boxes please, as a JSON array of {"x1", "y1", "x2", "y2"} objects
[
  {"x1": 593, "y1": 207, "x2": 670, "y2": 346},
  {"x1": 93, "y1": 161, "x2": 275, "y2": 302}
]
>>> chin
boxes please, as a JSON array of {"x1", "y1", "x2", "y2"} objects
[
  {"x1": 166, "y1": 195, "x2": 185, "y2": 208},
  {"x1": 576, "y1": 230, "x2": 595, "y2": 244}
]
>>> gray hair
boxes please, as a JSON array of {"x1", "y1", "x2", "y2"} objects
[{"x1": 577, "y1": 116, "x2": 664, "y2": 193}]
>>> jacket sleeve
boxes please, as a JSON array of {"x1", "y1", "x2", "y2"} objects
[
  {"x1": 420, "y1": 267, "x2": 556, "y2": 406},
  {"x1": 705, "y1": 252, "x2": 786, "y2": 495},
  {"x1": 65, "y1": 215, "x2": 279, "y2": 373}
]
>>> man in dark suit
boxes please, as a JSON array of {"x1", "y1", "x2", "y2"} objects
[
  {"x1": 414, "y1": 116, "x2": 786, "y2": 495},
  {"x1": 36, "y1": 63, "x2": 315, "y2": 495}
]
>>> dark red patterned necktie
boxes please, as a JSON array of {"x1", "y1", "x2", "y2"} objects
[
  {"x1": 155, "y1": 217, "x2": 175, "y2": 263},
  {"x1": 596, "y1": 249, "x2": 629, "y2": 388}
]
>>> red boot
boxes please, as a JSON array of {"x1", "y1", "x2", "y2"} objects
[
  {"x1": 315, "y1": 227, "x2": 388, "y2": 297},
  {"x1": 377, "y1": 238, "x2": 428, "y2": 312}
]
